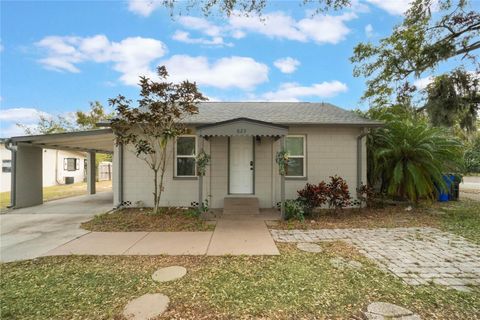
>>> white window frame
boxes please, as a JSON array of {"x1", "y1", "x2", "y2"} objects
[
  {"x1": 174, "y1": 135, "x2": 197, "y2": 177},
  {"x1": 2, "y1": 159, "x2": 12, "y2": 173},
  {"x1": 64, "y1": 158, "x2": 79, "y2": 172},
  {"x1": 286, "y1": 135, "x2": 306, "y2": 178}
]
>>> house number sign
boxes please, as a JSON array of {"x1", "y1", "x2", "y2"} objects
[{"x1": 236, "y1": 128, "x2": 247, "y2": 134}]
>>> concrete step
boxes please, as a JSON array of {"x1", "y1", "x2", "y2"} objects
[{"x1": 223, "y1": 197, "x2": 260, "y2": 215}]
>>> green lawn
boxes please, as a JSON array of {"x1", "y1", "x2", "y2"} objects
[
  {"x1": 0, "y1": 181, "x2": 112, "y2": 209},
  {"x1": 438, "y1": 200, "x2": 480, "y2": 244},
  {"x1": 1, "y1": 243, "x2": 479, "y2": 319}
]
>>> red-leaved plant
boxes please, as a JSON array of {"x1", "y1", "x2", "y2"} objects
[
  {"x1": 326, "y1": 175, "x2": 351, "y2": 213},
  {"x1": 297, "y1": 182, "x2": 329, "y2": 214}
]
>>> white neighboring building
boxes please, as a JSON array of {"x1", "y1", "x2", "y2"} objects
[{"x1": 0, "y1": 143, "x2": 87, "y2": 192}]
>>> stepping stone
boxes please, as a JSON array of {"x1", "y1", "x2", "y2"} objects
[
  {"x1": 364, "y1": 302, "x2": 421, "y2": 320},
  {"x1": 152, "y1": 266, "x2": 187, "y2": 282},
  {"x1": 123, "y1": 293, "x2": 169, "y2": 320},
  {"x1": 296, "y1": 242, "x2": 322, "y2": 253},
  {"x1": 330, "y1": 257, "x2": 362, "y2": 269}
]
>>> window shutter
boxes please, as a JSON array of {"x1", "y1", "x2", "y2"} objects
[
  {"x1": 76, "y1": 158, "x2": 80, "y2": 170},
  {"x1": 64, "y1": 158, "x2": 68, "y2": 170}
]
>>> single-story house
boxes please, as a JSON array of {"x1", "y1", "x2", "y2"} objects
[
  {"x1": 114, "y1": 102, "x2": 382, "y2": 210},
  {"x1": 6, "y1": 102, "x2": 382, "y2": 211},
  {"x1": 1, "y1": 141, "x2": 87, "y2": 192}
]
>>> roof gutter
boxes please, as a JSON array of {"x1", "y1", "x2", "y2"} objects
[
  {"x1": 357, "y1": 128, "x2": 369, "y2": 190},
  {"x1": 4, "y1": 139, "x2": 17, "y2": 208}
]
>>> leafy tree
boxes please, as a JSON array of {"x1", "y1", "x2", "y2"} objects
[
  {"x1": 18, "y1": 102, "x2": 113, "y2": 163},
  {"x1": 369, "y1": 115, "x2": 463, "y2": 202},
  {"x1": 150, "y1": 0, "x2": 349, "y2": 16},
  {"x1": 17, "y1": 114, "x2": 74, "y2": 135},
  {"x1": 351, "y1": 0, "x2": 480, "y2": 107},
  {"x1": 75, "y1": 101, "x2": 113, "y2": 130},
  {"x1": 464, "y1": 133, "x2": 480, "y2": 173},
  {"x1": 110, "y1": 66, "x2": 207, "y2": 213},
  {"x1": 423, "y1": 69, "x2": 479, "y2": 132},
  {"x1": 18, "y1": 101, "x2": 112, "y2": 134}
]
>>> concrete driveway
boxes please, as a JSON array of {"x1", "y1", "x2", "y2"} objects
[{"x1": 0, "y1": 192, "x2": 113, "y2": 262}]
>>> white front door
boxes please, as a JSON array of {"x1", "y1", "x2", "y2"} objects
[{"x1": 229, "y1": 136, "x2": 254, "y2": 194}]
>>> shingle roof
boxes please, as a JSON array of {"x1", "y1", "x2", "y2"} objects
[{"x1": 184, "y1": 102, "x2": 382, "y2": 126}]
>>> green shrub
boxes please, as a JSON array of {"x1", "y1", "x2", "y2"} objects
[
  {"x1": 284, "y1": 199, "x2": 305, "y2": 221},
  {"x1": 464, "y1": 135, "x2": 480, "y2": 173},
  {"x1": 369, "y1": 116, "x2": 462, "y2": 201}
]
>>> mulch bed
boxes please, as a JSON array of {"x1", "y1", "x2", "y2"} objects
[
  {"x1": 271, "y1": 205, "x2": 441, "y2": 230},
  {"x1": 81, "y1": 207, "x2": 215, "y2": 232}
]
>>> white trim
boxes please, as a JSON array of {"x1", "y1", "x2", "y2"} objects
[
  {"x1": 174, "y1": 135, "x2": 197, "y2": 177},
  {"x1": 286, "y1": 135, "x2": 306, "y2": 178}
]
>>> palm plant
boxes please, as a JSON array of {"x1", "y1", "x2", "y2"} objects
[{"x1": 369, "y1": 115, "x2": 463, "y2": 202}]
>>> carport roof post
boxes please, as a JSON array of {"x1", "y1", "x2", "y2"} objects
[{"x1": 12, "y1": 144, "x2": 43, "y2": 208}]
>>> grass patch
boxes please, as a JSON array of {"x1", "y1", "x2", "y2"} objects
[
  {"x1": 438, "y1": 200, "x2": 480, "y2": 244},
  {"x1": 1, "y1": 244, "x2": 479, "y2": 319},
  {"x1": 81, "y1": 207, "x2": 215, "y2": 232},
  {"x1": 0, "y1": 180, "x2": 112, "y2": 209}
]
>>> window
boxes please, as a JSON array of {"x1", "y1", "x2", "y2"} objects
[
  {"x1": 64, "y1": 158, "x2": 79, "y2": 171},
  {"x1": 175, "y1": 136, "x2": 196, "y2": 177},
  {"x1": 2, "y1": 160, "x2": 11, "y2": 173},
  {"x1": 286, "y1": 135, "x2": 305, "y2": 177}
]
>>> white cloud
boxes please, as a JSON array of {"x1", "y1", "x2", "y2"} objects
[
  {"x1": 350, "y1": 0, "x2": 371, "y2": 13},
  {"x1": 177, "y1": 16, "x2": 222, "y2": 37},
  {"x1": 366, "y1": 0, "x2": 412, "y2": 15},
  {"x1": 0, "y1": 108, "x2": 51, "y2": 138},
  {"x1": 0, "y1": 108, "x2": 48, "y2": 122},
  {"x1": 172, "y1": 11, "x2": 357, "y2": 47},
  {"x1": 230, "y1": 11, "x2": 307, "y2": 42},
  {"x1": 229, "y1": 11, "x2": 357, "y2": 44},
  {"x1": 173, "y1": 16, "x2": 232, "y2": 47},
  {"x1": 231, "y1": 30, "x2": 246, "y2": 39},
  {"x1": 365, "y1": 24, "x2": 374, "y2": 38},
  {"x1": 161, "y1": 55, "x2": 269, "y2": 90},
  {"x1": 262, "y1": 81, "x2": 348, "y2": 101},
  {"x1": 172, "y1": 30, "x2": 232, "y2": 47},
  {"x1": 36, "y1": 35, "x2": 167, "y2": 85},
  {"x1": 1, "y1": 123, "x2": 32, "y2": 138},
  {"x1": 274, "y1": 57, "x2": 300, "y2": 74},
  {"x1": 414, "y1": 76, "x2": 433, "y2": 90},
  {"x1": 127, "y1": 0, "x2": 162, "y2": 16}
]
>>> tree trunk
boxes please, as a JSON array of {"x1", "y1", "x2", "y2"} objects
[
  {"x1": 153, "y1": 168, "x2": 159, "y2": 214},
  {"x1": 157, "y1": 148, "x2": 168, "y2": 209}
]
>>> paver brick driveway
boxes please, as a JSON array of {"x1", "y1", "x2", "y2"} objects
[{"x1": 271, "y1": 227, "x2": 480, "y2": 292}]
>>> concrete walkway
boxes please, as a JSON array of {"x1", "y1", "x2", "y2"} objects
[
  {"x1": 44, "y1": 213, "x2": 280, "y2": 257},
  {"x1": 0, "y1": 192, "x2": 113, "y2": 262}
]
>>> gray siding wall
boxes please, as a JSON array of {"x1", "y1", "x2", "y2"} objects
[
  {"x1": 274, "y1": 126, "x2": 365, "y2": 205},
  {"x1": 120, "y1": 126, "x2": 366, "y2": 208}
]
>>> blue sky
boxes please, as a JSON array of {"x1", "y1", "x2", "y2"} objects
[{"x1": 0, "y1": 0, "x2": 476, "y2": 137}]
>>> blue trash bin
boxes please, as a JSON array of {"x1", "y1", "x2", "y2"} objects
[{"x1": 438, "y1": 174, "x2": 453, "y2": 202}]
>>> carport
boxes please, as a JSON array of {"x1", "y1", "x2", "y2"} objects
[{"x1": 5, "y1": 129, "x2": 115, "y2": 208}]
